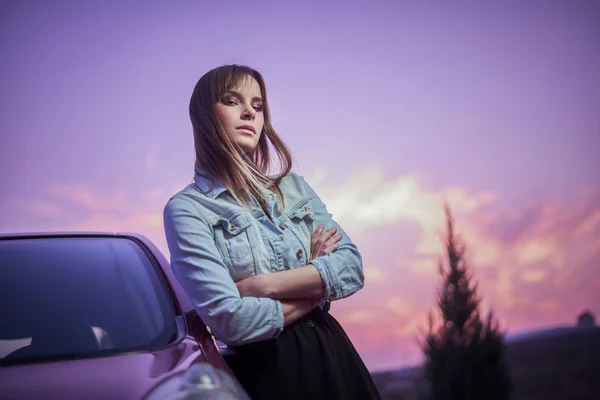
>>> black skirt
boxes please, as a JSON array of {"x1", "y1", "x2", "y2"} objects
[{"x1": 223, "y1": 307, "x2": 382, "y2": 400}]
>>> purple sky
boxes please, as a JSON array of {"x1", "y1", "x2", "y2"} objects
[{"x1": 1, "y1": 0, "x2": 599, "y2": 371}]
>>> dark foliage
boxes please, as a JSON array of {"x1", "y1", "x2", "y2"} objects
[{"x1": 420, "y1": 205, "x2": 512, "y2": 400}]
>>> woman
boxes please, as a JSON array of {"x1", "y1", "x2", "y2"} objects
[{"x1": 163, "y1": 64, "x2": 381, "y2": 400}]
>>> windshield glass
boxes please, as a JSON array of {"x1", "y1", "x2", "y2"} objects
[{"x1": 0, "y1": 236, "x2": 178, "y2": 364}]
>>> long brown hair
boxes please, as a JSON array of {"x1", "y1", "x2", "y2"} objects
[{"x1": 189, "y1": 65, "x2": 293, "y2": 209}]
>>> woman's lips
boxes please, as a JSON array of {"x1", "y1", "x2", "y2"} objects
[{"x1": 236, "y1": 125, "x2": 256, "y2": 134}]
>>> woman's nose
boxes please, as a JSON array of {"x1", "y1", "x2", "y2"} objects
[{"x1": 241, "y1": 105, "x2": 255, "y2": 120}]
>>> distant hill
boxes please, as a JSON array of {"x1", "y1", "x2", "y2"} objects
[
  {"x1": 372, "y1": 326, "x2": 600, "y2": 400},
  {"x1": 504, "y1": 326, "x2": 600, "y2": 400},
  {"x1": 505, "y1": 324, "x2": 593, "y2": 343}
]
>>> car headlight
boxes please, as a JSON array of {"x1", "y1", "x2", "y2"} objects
[{"x1": 143, "y1": 362, "x2": 250, "y2": 400}]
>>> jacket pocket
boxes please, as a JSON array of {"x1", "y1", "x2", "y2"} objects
[
  {"x1": 283, "y1": 200, "x2": 316, "y2": 253},
  {"x1": 212, "y1": 212, "x2": 256, "y2": 280}
]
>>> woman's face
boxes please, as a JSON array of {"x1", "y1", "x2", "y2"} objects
[{"x1": 215, "y1": 76, "x2": 265, "y2": 155}]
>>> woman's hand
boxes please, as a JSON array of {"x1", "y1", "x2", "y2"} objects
[{"x1": 310, "y1": 224, "x2": 342, "y2": 260}]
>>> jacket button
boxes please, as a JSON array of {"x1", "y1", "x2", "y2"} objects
[
  {"x1": 296, "y1": 249, "x2": 303, "y2": 258},
  {"x1": 229, "y1": 224, "x2": 236, "y2": 231},
  {"x1": 306, "y1": 319, "x2": 315, "y2": 328},
  {"x1": 328, "y1": 288, "x2": 336, "y2": 301},
  {"x1": 279, "y1": 223, "x2": 286, "y2": 230}
]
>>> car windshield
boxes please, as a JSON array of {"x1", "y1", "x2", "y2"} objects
[{"x1": 0, "y1": 236, "x2": 179, "y2": 364}]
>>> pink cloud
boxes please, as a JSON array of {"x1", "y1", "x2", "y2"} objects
[{"x1": 312, "y1": 168, "x2": 599, "y2": 370}]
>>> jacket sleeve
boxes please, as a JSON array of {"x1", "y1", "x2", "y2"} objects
[
  {"x1": 296, "y1": 174, "x2": 365, "y2": 301},
  {"x1": 163, "y1": 196, "x2": 284, "y2": 346}
]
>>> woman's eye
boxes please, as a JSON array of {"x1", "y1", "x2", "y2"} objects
[{"x1": 253, "y1": 105, "x2": 263, "y2": 111}]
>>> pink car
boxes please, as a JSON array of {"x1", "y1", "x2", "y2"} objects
[{"x1": 0, "y1": 233, "x2": 249, "y2": 400}]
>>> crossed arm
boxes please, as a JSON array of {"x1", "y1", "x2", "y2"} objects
[{"x1": 236, "y1": 225, "x2": 341, "y2": 326}]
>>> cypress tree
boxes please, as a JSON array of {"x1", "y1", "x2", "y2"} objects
[{"x1": 421, "y1": 204, "x2": 512, "y2": 399}]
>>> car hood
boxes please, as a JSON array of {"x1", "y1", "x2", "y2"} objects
[{"x1": 0, "y1": 338, "x2": 207, "y2": 400}]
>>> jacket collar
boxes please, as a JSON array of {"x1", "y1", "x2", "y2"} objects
[{"x1": 193, "y1": 169, "x2": 228, "y2": 199}]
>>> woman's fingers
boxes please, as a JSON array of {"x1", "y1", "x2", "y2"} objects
[
  {"x1": 310, "y1": 224, "x2": 325, "y2": 248},
  {"x1": 311, "y1": 226, "x2": 340, "y2": 259},
  {"x1": 322, "y1": 241, "x2": 340, "y2": 255},
  {"x1": 321, "y1": 232, "x2": 341, "y2": 256},
  {"x1": 324, "y1": 233, "x2": 342, "y2": 247},
  {"x1": 317, "y1": 228, "x2": 335, "y2": 249},
  {"x1": 320, "y1": 227, "x2": 337, "y2": 243},
  {"x1": 310, "y1": 225, "x2": 324, "y2": 258}
]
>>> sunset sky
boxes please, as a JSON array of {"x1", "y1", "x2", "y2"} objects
[{"x1": 1, "y1": 0, "x2": 599, "y2": 372}]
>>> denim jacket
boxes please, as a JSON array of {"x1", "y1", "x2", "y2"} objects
[{"x1": 163, "y1": 170, "x2": 364, "y2": 346}]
